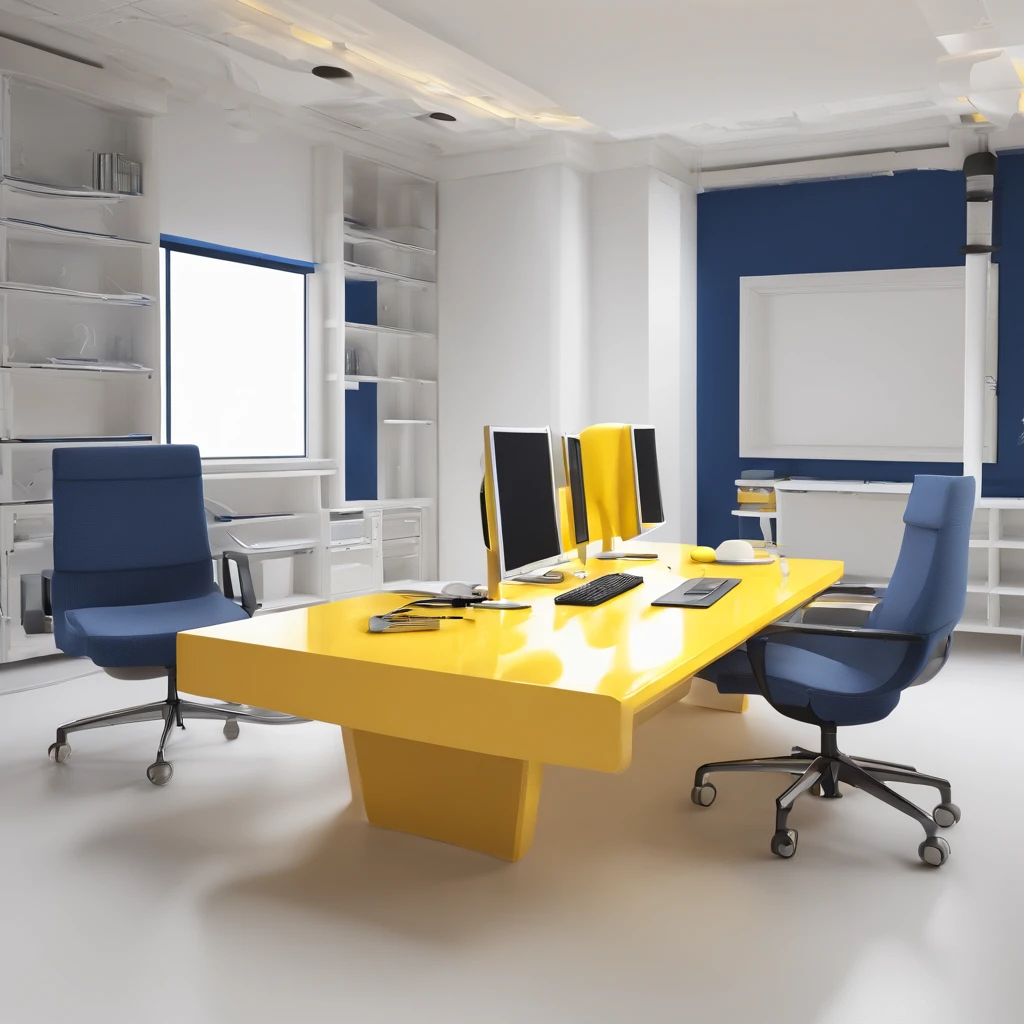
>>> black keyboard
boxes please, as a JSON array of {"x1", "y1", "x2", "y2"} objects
[{"x1": 554, "y1": 572, "x2": 644, "y2": 607}]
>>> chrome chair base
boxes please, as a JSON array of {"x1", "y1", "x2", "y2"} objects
[
  {"x1": 48, "y1": 666, "x2": 308, "y2": 784},
  {"x1": 691, "y1": 725, "x2": 960, "y2": 867}
]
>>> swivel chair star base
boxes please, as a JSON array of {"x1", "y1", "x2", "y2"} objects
[
  {"x1": 48, "y1": 665, "x2": 304, "y2": 786},
  {"x1": 689, "y1": 475, "x2": 975, "y2": 868},
  {"x1": 691, "y1": 722, "x2": 960, "y2": 867},
  {"x1": 47, "y1": 444, "x2": 308, "y2": 786}
]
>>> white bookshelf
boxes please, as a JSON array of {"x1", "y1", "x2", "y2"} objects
[
  {"x1": 203, "y1": 459, "x2": 335, "y2": 616},
  {"x1": 0, "y1": 72, "x2": 161, "y2": 663},
  {"x1": 324, "y1": 152, "x2": 437, "y2": 582}
]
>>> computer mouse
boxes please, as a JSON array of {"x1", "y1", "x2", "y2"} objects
[
  {"x1": 442, "y1": 582, "x2": 477, "y2": 599},
  {"x1": 715, "y1": 539, "x2": 756, "y2": 562},
  {"x1": 690, "y1": 546, "x2": 716, "y2": 563}
]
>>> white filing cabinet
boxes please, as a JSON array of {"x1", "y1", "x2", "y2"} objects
[
  {"x1": 329, "y1": 508, "x2": 382, "y2": 599},
  {"x1": 1, "y1": 502, "x2": 57, "y2": 662},
  {"x1": 381, "y1": 507, "x2": 423, "y2": 583}
]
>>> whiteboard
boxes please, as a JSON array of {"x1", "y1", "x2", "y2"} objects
[{"x1": 739, "y1": 266, "x2": 998, "y2": 462}]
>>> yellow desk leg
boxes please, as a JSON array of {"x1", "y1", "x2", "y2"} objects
[
  {"x1": 341, "y1": 728, "x2": 544, "y2": 861},
  {"x1": 682, "y1": 676, "x2": 749, "y2": 713}
]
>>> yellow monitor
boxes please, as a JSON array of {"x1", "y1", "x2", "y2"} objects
[{"x1": 578, "y1": 423, "x2": 664, "y2": 560}]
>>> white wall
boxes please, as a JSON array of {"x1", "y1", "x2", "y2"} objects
[
  {"x1": 154, "y1": 98, "x2": 314, "y2": 262},
  {"x1": 438, "y1": 164, "x2": 589, "y2": 581},
  {"x1": 588, "y1": 167, "x2": 698, "y2": 544},
  {"x1": 588, "y1": 167, "x2": 651, "y2": 425}
]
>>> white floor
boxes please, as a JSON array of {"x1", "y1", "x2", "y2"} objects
[{"x1": 0, "y1": 637, "x2": 1021, "y2": 1024}]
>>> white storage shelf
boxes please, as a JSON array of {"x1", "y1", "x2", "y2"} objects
[
  {"x1": 0, "y1": 72, "x2": 159, "y2": 664},
  {"x1": 338, "y1": 154, "x2": 438, "y2": 555},
  {"x1": 204, "y1": 462, "x2": 334, "y2": 616}
]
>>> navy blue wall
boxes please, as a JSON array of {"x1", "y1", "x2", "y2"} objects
[
  {"x1": 344, "y1": 279, "x2": 378, "y2": 499},
  {"x1": 696, "y1": 154, "x2": 1024, "y2": 546}
]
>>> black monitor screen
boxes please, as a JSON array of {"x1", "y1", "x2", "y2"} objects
[
  {"x1": 493, "y1": 430, "x2": 562, "y2": 573},
  {"x1": 565, "y1": 436, "x2": 589, "y2": 545},
  {"x1": 634, "y1": 427, "x2": 665, "y2": 525}
]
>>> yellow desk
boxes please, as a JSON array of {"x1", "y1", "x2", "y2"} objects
[{"x1": 178, "y1": 544, "x2": 842, "y2": 861}]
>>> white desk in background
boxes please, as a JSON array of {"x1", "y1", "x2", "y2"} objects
[{"x1": 762, "y1": 478, "x2": 1024, "y2": 647}]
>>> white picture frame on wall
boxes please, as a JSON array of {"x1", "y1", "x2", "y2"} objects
[{"x1": 738, "y1": 266, "x2": 998, "y2": 462}]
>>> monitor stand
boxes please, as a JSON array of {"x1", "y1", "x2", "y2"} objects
[
  {"x1": 507, "y1": 569, "x2": 564, "y2": 584},
  {"x1": 477, "y1": 598, "x2": 531, "y2": 610},
  {"x1": 594, "y1": 551, "x2": 659, "y2": 561}
]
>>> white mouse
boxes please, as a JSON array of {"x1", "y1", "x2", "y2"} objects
[
  {"x1": 441, "y1": 582, "x2": 477, "y2": 599},
  {"x1": 715, "y1": 539, "x2": 755, "y2": 562}
]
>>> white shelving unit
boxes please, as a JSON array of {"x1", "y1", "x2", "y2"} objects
[
  {"x1": 0, "y1": 72, "x2": 161, "y2": 663},
  {"x1": 203, "y1": 459, "x2": 335, "y2": 616},
  {"x1": 322, "y1": 152, "x2": 437, "y2": 583}
]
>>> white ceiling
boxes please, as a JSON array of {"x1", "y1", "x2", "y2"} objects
[
  {"x1": 375, "y1": 0, "x2": 946, "y2": 135},
  {"x1": 0, "y1": 0, "x2": 1022, "y2": 169}
]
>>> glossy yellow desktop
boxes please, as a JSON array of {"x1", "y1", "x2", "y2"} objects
[{"x1": 178, "y1": 545, "x2": 842, "y2": 862}]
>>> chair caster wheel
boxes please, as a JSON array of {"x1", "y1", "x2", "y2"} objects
[
  {"x1": 933, "y1": 802, "x2": 961, "y2": 828},
  {"x1": 48, "y1": 742, "x2": 71, "y2": 763},
  {"x1": 771, "y1": 829, "x2": 798, "y2": 859},
  {"x1": 919, "y1": 836, "x2": 950, "y2": 867},
  {"x1": 223, "y1": 720, "x2": 240, "y2": 741},
  {"x1": 691, "y1": 783, "x2": 716, "y2": 807},
  {"x1": 146, "y1": 761, "x2": 173, "y2": 786}
]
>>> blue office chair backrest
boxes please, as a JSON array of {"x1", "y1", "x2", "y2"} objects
[
  {"x1": 51, "y1": 445, "x2": 216, "y2": 650},
  {"x1": 868, "y1": 475, "x2": 975, "y2": 643}
]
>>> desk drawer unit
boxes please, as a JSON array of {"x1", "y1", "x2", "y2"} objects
[
  {"x1": 329, "y1": 509, "x2": 382, "y2": 599},
  {"x1": 381, "y1": 508, "x2": 423, "y2": 583}
]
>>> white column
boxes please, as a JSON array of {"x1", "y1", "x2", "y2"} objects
[{"x1": 962, "y1": 252, "x2": 989, "y2": 489}]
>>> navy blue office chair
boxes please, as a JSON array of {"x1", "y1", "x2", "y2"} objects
[
  {"x1": 691, "y1": 475, "x2": 975, "y2": 867},
  {"x1": 47, "y1": 445, "x2": 303, "y2": 785}
]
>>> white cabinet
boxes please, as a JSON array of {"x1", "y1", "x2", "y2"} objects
[
  {"x1": 329, "y1": 509, "x2": 382, "y2": 599},
  {"x1": 382, "y1": 507, "x2": 422, "y2": 583},
  {"x1": 204, "y1": 459, "x2": 335, "y2": 615},
  {"x1": 0, "y1": 503, "x2": 56, "y2": 662}
]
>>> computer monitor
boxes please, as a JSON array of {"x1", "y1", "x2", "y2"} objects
[
  {"x1": 580, "y1": 422, "x2": 664, "y2": 560},
  {"x1": 630, "y1": 425, "x2": 665, "y2": 537},
  {"x1": 561, "y1": 434, "x2": 589, "y2": 565},
  {"x1": 482, "y1": 426, "x2": 565, "y2": 603}
]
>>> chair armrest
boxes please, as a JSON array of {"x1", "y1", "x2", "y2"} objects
[
  {"x1": 821, "y1": 584, "x2": 886, "y2": 596},
  {"x1": 744, "y1": 621, "x2": 928, "y2": 704},
  {"x1": 755, "y1": 621, "x2": 927, "y2": 643},
  {"x1": 221, "y1": 551, "x2": 260, "y2": 617}
]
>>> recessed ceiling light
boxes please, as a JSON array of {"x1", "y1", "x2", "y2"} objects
[
  {"x1": 312, "y1": 65, "x2": 353, "y2": 80},
  {"x1": 428, "y1": 111, "x2": 456, "y2": 122}
]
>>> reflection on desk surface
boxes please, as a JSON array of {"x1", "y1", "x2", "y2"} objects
[{"x1": 184, "y1": 543, "x2": 843, "y2": 708}]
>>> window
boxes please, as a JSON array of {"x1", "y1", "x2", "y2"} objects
[{"x1": 162, "y1": 238, "x2": 311, "y2": 458}]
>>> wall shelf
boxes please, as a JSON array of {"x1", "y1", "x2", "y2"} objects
[
  {"x1": 343, "y1": 261, "x2": 435, "y2": 289},
  {"x1": 731, "y1": 508, "x2": 776, "y2": 519},
  {"x1": 345, "y1": 374, "x2": 436, "y2": 386},
  {"x1": 1, "y1": 176, "x2": 128, "y2": 202},
  {"x1": 3, "y1": 362, "x2": 153, "y2": 375},
  {"x1": 0, "y1": 218, "x2": 150, "y2": 247},
  {"x1": 343, "y1": 321, "x2": 435, "y2": 340},
  {"x1": 382, "y1": 419, "x2": 434, "y2": 426},
  {"x1": 345, "y1": 228, "x2": 435, "y2": 255},
  {"x1": 0, "y1": 282, "x2": 152, "y2": 305}
]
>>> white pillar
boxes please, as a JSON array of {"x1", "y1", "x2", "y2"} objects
[{"x1": 962, "y1": 252, "x2": 988, "y2": 488}]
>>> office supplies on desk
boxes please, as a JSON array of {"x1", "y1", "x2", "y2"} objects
[
  {"x1": 554, "y1": 572, "x2": 643, "y2": 607},
  {"x1": 651, "y1": 577, "x2": 740, "y2": 608}
]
